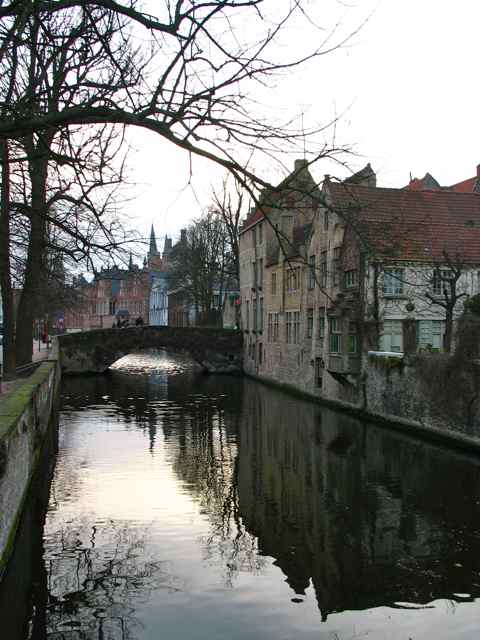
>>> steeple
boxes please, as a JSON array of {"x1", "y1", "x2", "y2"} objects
[
  {"x1": 148, "y1": 224, "x2": 159, "y2": 258},
  {"x1": 128, "y1": 252, "x2": 134, "y2": 270}
]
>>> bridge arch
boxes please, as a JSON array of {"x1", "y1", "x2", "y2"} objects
[{"x1": 56, "y1": 326, "x2": 243, "y2": 374}]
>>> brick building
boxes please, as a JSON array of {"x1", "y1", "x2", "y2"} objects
[{"x1": 239, "y1": 159, "x2": 480, "y2": 405}]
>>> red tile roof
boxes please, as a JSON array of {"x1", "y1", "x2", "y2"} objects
[
  {"x1": 327, "y1": 182, "x2": 480, "y2": 264},
  {"x1": 241, "y1": 206, "x2": 265, "y2": 233},
  {"x1": 404, "y1": 173, "x2": 441, "y2": 191},
  {"x1": 449, "y1": 176, "x2": 478, "y2": 193}
]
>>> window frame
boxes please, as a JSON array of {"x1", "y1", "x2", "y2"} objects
[
  {"x1": 383, "y1": 268, "x2": 404, "y2": 296},
  {"x1": 308, "y1": 255, "x2": 316, "y2": 290},
  {"x1": 329, "y1": 317, "x2": 342, "y2": 353},
  {"x1": 306, "y1": 309, "x2": 314, "y2": 339}
]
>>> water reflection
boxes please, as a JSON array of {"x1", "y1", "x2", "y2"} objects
[
  {"x1": 237, "y1": 381, "x2": 480, "y2": 620},
  {"x1": 2, "y1": 350, "x2": 480, "y2": 638}
]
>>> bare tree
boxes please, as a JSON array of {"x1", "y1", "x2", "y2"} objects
[
  {"x1": 210, "y1": 174, "x2": 250, "y2": 282},
  {"x1": 170, "y1": 211, "x2": 235, "y2": 324},
  {"x1": 0, "y1": 7, "x2": 138, "y2": 369}
]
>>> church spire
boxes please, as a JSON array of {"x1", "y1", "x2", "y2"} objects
[{"x1": 148, "y1": 224, "x2": 159, "y2": 258}]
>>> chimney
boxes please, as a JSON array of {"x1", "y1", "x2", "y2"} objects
[{"x1": 294, "y1": 158, "x2": 308, "y2": 172}]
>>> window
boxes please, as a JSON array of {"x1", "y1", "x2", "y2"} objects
[
  {"x1": 381, "y1": 319, "x2": 403, "y2": 352},
  {"x1": 383, "y1": 268, "x2": 404, "y2": 296},
  {"x1": 320, "y1": 252, "x2": 327, "y2": 288},
  {"x1": 318, "y1": 312, "x2": 325, "y2": 340},
  {"x1": 417, "y1": 320, "x2": 444, "y2": 351},
  {"x1": 345, "y1": 269, "x2": 358, "y2": 288},
  {"x1": 258, "y1": 222, "x2": 263, "y2": 244},
  {"x1": 273, "y1": 313, "x2": 279, "y2": 342},
  {"x1": 286, "y1": 311, "x2": 293, "y2": 344},
  {"x1": 258, "y1": 342, "x2": 263, "y2": 364},
  {"x1": 432, "y1": 269, "x2": 453, "y2": 296},
  {"x1": 246, "y1": 300, "x2": 250, "y2": 330},
  {"x1": 253, "y1": 299, "x2": 257, "y2": 331},
  {"x1": 252, "y1": 261, "x2": 257, "y2": 288},
  {"x1": 213, "y1": 294, "x2": 220, "y2": 308},
  {"x1": 333, "y1": 247, "x2": 341, "y2": 286},
  {"x1": 315, "y1": 358, "x2": 323, "y2": 388},
  {"x1": 252, "y1": 226, "x2": 256, "y2": 246},
  {"x1": 347, "y1": 322, "x2": 358, "y2": 354},
  {"x1": 293, "y1": 311, "x2": 300, "y2": 343},
  {"x1": 306, "y1": 309, "x2": 314, "y2": 338},
  {"x1": 286, "y1": 266, "x2": 300, "y2": 292},
  {"x1": 329, "y1": 317, "x2": 341, "y2": 353},
  {"x1": 258, "y1": 258, "x2": 263, "y2": 288},
  {"x1": 271, "y1": 272, "x2": 277, "y2": 295},
  {"x1": 324, "y1": 211, "x2": 329, "y2": 230},
  {"x1": 267, "y1": 313, "x2": 273, "y2": 342},
  {"x1": 259, "y1": 298, "x2": 264, "y2": 332},
  {"x1": 308, "y1": 255, "x2": 316, "y2": 289}
]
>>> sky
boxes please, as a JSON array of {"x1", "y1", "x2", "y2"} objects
[{"x1": 125, "y1": 0, "x2": 480, "y2": 257}]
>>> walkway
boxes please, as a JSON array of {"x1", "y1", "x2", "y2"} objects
[{"x1": 0, "y1": 341, "x2": 51, "y2": 397}]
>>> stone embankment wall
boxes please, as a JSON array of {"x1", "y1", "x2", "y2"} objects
[
  {"x1": 362, "y1": 352, "x2": 480, "y2": 450},
  {"x1": 0, "y1": 360, "x2": 60, "y2": 577}
]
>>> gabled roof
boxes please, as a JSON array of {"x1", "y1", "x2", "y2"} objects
[
  {"x1": 240, "y1": 159, "x2": 321, "y2": 235},
  {"x1": 404, "y1": 172, "x2": 441, "y2": 191},
  {"x1": 449, "y1": 176, "x2": 480, "y2": 193},
  {"x1": 327, "y1": 182, "x2": 480, "y2": 264}
]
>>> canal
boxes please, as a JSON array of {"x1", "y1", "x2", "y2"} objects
[{"x1": 1, "y1": 350, "x2": 480, "y2": 639}]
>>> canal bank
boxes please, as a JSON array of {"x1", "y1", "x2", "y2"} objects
[
  {"x1": 0, "y1": 358, "x2": 60, "y2": 577},
  {"x1": 245, "y1": 351, "x2": 480, "y2": 457}
]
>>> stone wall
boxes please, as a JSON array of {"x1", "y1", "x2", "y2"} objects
[
  {"x1": 363, "y1": 352, "x2": 480, "y2": 447},
  {"x1": 0, "y1": 360, "x2": 60, "y2": 577},
  {"x1": 57, "y1": 326, "x2": 243, "y2": 374}
]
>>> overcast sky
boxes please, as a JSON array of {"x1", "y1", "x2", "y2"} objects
[{"x1": 126, "y1": 0, "x2": 480, "y2": 255}]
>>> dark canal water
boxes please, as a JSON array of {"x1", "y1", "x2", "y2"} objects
[{"x1": 2, "y1": 350, "x2": 480, "y2": 639}]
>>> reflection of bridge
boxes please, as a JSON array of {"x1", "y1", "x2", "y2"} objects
[{"x1": 56, "y1": 326, "x2": 243, "y2": 374}]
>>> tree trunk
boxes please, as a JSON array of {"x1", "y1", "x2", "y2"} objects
[
  {"x1": 15, "y1": 153, "x2": 49, "y2": 366},
  {"x1": 444, "y1": 307, "x2": 453, "y2": 352},
  {"x1": 0, "y1": 138, "x2": 16, "y2": 376}
]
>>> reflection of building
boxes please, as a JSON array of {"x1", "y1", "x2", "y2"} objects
[{"x1": 236, "y1": 380, "x2": 480, "y2": 620}]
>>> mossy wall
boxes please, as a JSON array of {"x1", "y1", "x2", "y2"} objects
[
  {"x1": 364, "y1": 353, "x2": 480, "y2": 438},
  {"x1": 0, "y1": 360, "x2": 61, "y2": 578}
]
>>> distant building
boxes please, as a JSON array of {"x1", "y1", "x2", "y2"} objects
[
  {"x1": 149, "y1": 228, "x2": 172, "y2": 326},
  {"x1": 405, "y1": 162, "x2": 480, "y2": 193}
]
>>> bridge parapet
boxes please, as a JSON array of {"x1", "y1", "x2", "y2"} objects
[{"x1": 56, "y1": 326, "x2": 243, "y2": 375}]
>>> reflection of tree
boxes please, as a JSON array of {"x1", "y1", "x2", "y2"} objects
[
  {"x1": 168, "y1": 386, "x2": 267, "y2": 587},
  {"x1": 33, "y1": 520, "x2": 183, "y2": 639}
]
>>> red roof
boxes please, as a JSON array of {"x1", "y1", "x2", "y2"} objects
[
  {"x1": 404, "y1": 173, "x2": 441, "y2": 191},
  {"x1": 450, "y1": 176, "x2": 478, "y2": 193},
  {"x1": 241, "y1": 207, "x2": 265, "y2": 233},
  {"x1": 327, "y1": 182, "x2": 480, "y2": 264},
  {"x1": 405, "y1": 177, "x2": 431, "y2": 191}
]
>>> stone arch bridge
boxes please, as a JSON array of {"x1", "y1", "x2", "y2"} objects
[{"x1": 56, "y1": 326, "x2": 243, "y2": 374}]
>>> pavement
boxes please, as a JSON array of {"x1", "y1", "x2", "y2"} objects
[{"x1": 0, "y1": 340, "x2": 52, "y2": 396}]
